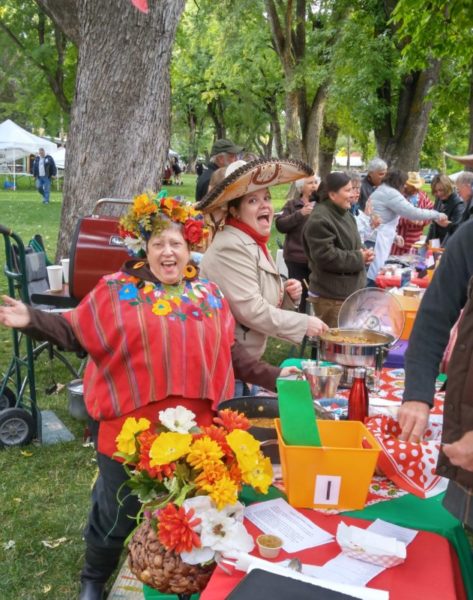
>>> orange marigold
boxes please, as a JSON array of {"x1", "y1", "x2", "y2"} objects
[
  {"x1": 157, "y1": 503, "x2": 202, "y2": 553},
  {"x1": 194, "y1": 460, "x2": 228, "y2": 490},
  {"x1": 213, "y1": 409, "x2": 250, "y2": 432},
  {"x1": 198, "y1": 425, "x2": 233, "y2": 459}
]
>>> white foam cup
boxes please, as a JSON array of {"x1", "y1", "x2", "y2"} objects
[
  {"x1": 47, "y1": 265, "x2": 63, "y2": 291},
  {"x1": 61, "y1": 258, "x2": 70, "y2": 284}
]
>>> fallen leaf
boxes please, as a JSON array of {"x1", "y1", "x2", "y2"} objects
[
  {"x1": 42, "y1": 585, "x2": 52, "y2": 594},
  {"x1": 13, "y1": 497, "x2": 22, "y2": 503},
  {"x1": 3, "y1": 540, "x2": 15, "y2": 550},
  {"x1": 20, "y1": 450, "x2": 33, "y2": 457},
  {"x1": 41, "y1": 537, "x2": 68, "y2": 549}
]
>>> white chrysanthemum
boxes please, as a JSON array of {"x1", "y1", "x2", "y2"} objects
[
  {"x1": 123, "y1": 235, "x2": 146, "y2": 254},
  {"x1": 200, "y1": 511, "x2": 254, "y2": 554},
  {"x1": 159, "y1": 406, "x2": 197, "y2": 433}
]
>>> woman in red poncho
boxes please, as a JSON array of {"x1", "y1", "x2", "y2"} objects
[{"x1": 0, "y1": 192, "x2": 293, "y2": 600}]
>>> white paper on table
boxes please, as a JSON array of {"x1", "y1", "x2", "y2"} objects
[
  {"x1": 245, "y1": 559, "x2": 389, "y2": 600},
  {"x1": 307, "y1": 553, "x2": 385, "y2": 587},
  {"x1": 368, "y1": 520, "x2": 418, "y2": 546},
  {"x1": 337, "y1": 522, "x2": 406, "y2": 559},
  {"x1": 244, "y1": 498, "x2": 333, "y2": 552}
]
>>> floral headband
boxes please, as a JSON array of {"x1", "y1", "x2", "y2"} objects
[{"x1": 119, "y1": 190, "x2": 209, "y2": 256}]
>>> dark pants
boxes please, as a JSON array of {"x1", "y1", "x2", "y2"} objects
[
  {"x1": 285, "y1": 261, "x2": 310, "y2": 315},
  {"x1": 82, "y1": 422, "x2": 141, "y2": 583}
]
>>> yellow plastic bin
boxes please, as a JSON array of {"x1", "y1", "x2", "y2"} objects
[
  {"x1": 396, "y1": 294, "x2": 421, "y2": 340},
  {"x1": 275, "y1": 419, "x2": 381, "y2": 510}
]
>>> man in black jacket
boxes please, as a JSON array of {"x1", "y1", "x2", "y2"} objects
[
  {"x1": 32, "y1": 147, "x2": 57, "y2": 205},
  {"x1": 195, "y1": 138, "x2": 242, "y2": 202}
]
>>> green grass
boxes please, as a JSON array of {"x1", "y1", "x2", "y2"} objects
[{"x1": 0, "y1": 174, "x2": 296, "y2": 599}]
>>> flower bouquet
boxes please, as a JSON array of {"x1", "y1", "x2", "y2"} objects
[{"x1": 116, "y1": 406, "x2": 273, "y2": 598}]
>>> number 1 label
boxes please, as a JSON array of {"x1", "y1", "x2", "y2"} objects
[{"x1": 314, "y1": 475, "x2": 342, "y2": 505}]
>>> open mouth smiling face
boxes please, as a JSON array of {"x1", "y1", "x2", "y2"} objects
[
  {"x1": 237, "y1": 188, "x2": 274, "y2": 235},
  {"x1": 147, "y1": 226, "x2": 190, "y2": 284}
]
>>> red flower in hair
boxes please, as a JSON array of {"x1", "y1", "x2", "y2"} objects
[
  {"x1": 213, "y1": 409, "x2": 250, "y2": 432},
  {"x1": 157, "y1": 503, "x2": 202, "y2": 553},
  {"x1": 184, "y1": 219, "x2": 205, "y2": 244}
]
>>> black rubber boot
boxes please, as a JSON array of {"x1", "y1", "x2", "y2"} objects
[{"x1": 78, "y1": 579, "x2": 105, "y2": 600}]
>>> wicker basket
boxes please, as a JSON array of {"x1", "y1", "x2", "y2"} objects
[{"x1": 128, "y1": 519, "x2": 215, "y2": 596}]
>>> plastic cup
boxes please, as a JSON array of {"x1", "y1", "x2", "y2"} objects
[
  {"x1": 256, "y1": 534, "x2": 283, "y2": 559},
  {"x1": 47, "y1": 265, "x2": 63, "y2": 291},
  {"x1": 61, "y1": 258, "x2": 70, "y2": 284}
]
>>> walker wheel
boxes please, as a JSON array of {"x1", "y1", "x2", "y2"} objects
[
  {"x1": 0, "y1": 408, "x2": 35, "y2": 448},
  {"x1": 0, "y1": 386, "x2": 16, "y2": 410}
]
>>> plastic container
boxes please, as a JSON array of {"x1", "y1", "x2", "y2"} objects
[
  {"x1": 275, "y1": 419, "x2": 381, "y2": 510},
  {"x1": 256, "y1": 534, "x2": 283, "y2": 558},
  {"x1": 395, "y1": 294, "x2": 421, "y2": 340},
  {"x1": 66, "y1": 379, "x2": 88, "y2": 421}
]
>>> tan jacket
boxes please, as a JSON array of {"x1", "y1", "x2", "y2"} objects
[{"x1": 200, "y1": 225, "x2": 309, "y2": 360}]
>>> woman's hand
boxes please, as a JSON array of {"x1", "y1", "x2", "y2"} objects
[
  {"x1": 306, "y1": 316, "x2": 329, "y2": 337},
  {"x1": 394, "y1": 235, "x2": 404, "y2": 248},
  {"x1": 443, "y1": 431, "x2": 473, "y2": 472},
  {"x1": 370, "y1": 213, "x2": 382, "y2": 229},
  {"x1": 398, "y1": 401, "x2": 430, "y2": 443},
  {"x1": 285, "y1": 278, "x2": 302, "y2": 303},
  {"x1": 0, "y1": 295, "x2": 31, "y2": 329},
  {"x1": 300, "y1": 203, "x2": 314, "y2": 216},
  {"x1": 435, "y1": 214, "x2": 449, "y2": 227},
  {"x1": 279, "y1": 366, "x2": 301, "y2": 378},
  {"x1": 360, "y1": 248, "x2": 375, "y2": 264}
]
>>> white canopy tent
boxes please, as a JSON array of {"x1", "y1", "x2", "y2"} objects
[
  {"x1": 50, "y1": 146, "x2": 66, "y2": 170},
  {"x1": 0, "y1": 119, "x2": 57, "y2": 189}
]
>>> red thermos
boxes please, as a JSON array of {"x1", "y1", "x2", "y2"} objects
[{"x1": 348, "y1": 367, "x2": 369, "y2": 421}]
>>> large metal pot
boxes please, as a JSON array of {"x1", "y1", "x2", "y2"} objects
[{"x1": 318, "y1": 328, "x2": 394, "y2": 368}]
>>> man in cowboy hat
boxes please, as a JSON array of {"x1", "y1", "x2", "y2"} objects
[
  {"x1": 391, "y1": 171, "x2": 434, "y2": 255},
  {"x1": 195, "y1": 138, "x2": 243, "y2": 202}
]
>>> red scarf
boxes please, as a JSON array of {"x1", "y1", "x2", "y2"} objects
[{"x1": 226, "y1": 216, "x2": 271, "y2": 261}]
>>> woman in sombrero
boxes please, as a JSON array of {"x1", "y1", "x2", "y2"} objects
[
  {"x1": 0, "y1": 191, "x2": 295, "y2": 600},
  {"x1": 196, "y1": 158, "x2": 328, "y2": 394}
]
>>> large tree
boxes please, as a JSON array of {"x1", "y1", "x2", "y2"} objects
[{"x1": 37, "y1": 0, "x2": 185, "y2": 257}]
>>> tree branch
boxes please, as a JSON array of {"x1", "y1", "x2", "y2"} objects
[{"x1": 36, "y1": 0, "x2": 80, "y2": 45}]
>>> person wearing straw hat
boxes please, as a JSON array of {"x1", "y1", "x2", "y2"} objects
[
  {"x1": 196, "y1": 158, "x2": 328, "y2": 392},
  {"x1": 391, "y1": 171, "x2": 434, "y2": 255}
]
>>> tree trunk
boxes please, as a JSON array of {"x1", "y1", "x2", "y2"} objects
[
  {"x1": 467, "y1": 58, "x2": 473, "y2": 171},
  {"x1": 38, "y1": 0, "x2": 185, "y2": 259},
  {"x1": 375, "y1": 59, "x2": 441, "y2": 171},
  {"x1": 185, "y1": 106, "x2": 198, "y2": 172},
  {"x1": 271, "y1": 113, "x2": 284, "y2": 158},
  {"x1": 302, "y1": 83, "x2": 328, "y2": 172},
  {"x1": 207, "y1": 99, "x2": 226, "y2": 140},
  {"x1": 318, "y1": 118, "x2": 339, "y2": 179}
]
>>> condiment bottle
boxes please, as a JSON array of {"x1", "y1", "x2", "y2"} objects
[{"x1": 348, "y1": 367, "x2": 369, "y2": 421}]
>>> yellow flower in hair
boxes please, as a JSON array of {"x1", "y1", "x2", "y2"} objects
[
  {"x1": 149, "y1": 432, "x2": 192, "y2": 466},
  {"x1": 116, "y1": 417, "x2": 151, "y2": 455},
  {"x1": 133, "y1": 193, "x2": 157, "y2": 217},
  {"x1": 171, "y1": 205, "x2": 189, "y2": 224},
  {"x1": 161, "y1": 197, "x2": 176, "y2": 216},
  {"x1": 152, "y1": 299, "x2": 172, "y2": 316}
]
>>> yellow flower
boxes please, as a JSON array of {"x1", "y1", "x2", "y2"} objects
[
  {"x1": 149, "y1": 432, "x2": 192, "y2": 466},
  {"x1": 226, "y1": 429, "x2": 260, "y2": 463},
  {"x1": 133, "y1": 193, "x2": 156, "y2": 217},
  {"x1": 116, "y1": 417, "x2": 151, "y2": 455},
  {"x1": 187, "y1": 436, "x2": 224, "y2": 470},
  {"x1": 206, "y1": 476, "x2": 239, "y2": 510},
  {"x1": 161, "y1": 197, "x2": 176, "y2": 216},
  {"x1": 194, "y1": 460, "x2": 227, "y2": 490},
  {"x1": 171, "y1": 205, "x2": 188, "y2": 224},
  {"x1": 183, "y1": 264, "x2": 197, "y2": 280},
  {"x1": 143, "y1": 283, "x2": 154, "y2": 294},
  {"x1": 241, "y1": 455, "x2": 273, "y2": 494},
  {"x1": 152, "y1": 299, "x2": 172, "y2": 316}
]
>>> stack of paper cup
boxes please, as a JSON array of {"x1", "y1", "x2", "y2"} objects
[
  {"x1": 47, "y1": 265, "x2": 63, "y2": 291},
  {"x1": 61, "y1": 258, "x2": 70, "y2": 284}
]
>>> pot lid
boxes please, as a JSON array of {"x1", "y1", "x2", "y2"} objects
[{"x1": 338, "y1": 288, "x2": 405, "y2": 343}]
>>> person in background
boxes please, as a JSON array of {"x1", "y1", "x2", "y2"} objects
[
  {"x1": 426, "y1": 174, "x2": 464, "y2": 246},
  {"x1": 355, "y1": 196, "x2": 381, "y2": 249},
  {"x1": 195, "y1": 160, "x2": 204, "y2": 177},
  {"x1": 391, "y1": 171, "x2": 434, "y2": 255},
  {"x1": 195, "y1": 138, "x2": 243, "y2": 202},
  {"x1": 358, "y1": 157, "x2": 388, "y2": 211},
  {"x1": 398, "y1": 219, "x2": 473, "y2": 528},
  {"x1": 32, "y1": 147, "x2": 57, "y2": 205},
  {"x1": 456, "y1": 171, "x2": 473, "y2": 224},
  {"x1": 367, "y1": 169, "x2": 447, "y2": 286},
  {"x1": 275, "y1": 175, "x2": 320, "y2": 314},
  {"x1": 196, "y1": 159, "x2": 328, "y2": 395},
  {"x1": 348, "y1": 171, "x2": 361, "y2": 215},
  {"x1": 303, "y1": 172, "x2": 374, "y2": 327},
  {"x1": 0, "y1": 192, "x2": 296, "y2": 600},
  {"x1": 171, "y1": 156, "x2": 182, "y2": 185}
]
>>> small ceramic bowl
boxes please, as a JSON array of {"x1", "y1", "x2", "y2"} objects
[{"x1": 256, "y1": 534, "x2": 283, "y2": 559}]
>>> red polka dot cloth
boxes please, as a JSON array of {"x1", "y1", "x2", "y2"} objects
[{"x1": 365, "y1": 415, "x2": 448, "y2": 498}]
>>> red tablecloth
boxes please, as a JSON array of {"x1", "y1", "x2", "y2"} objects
[
  {"x1": 375, "y1": 274, "x2": 429, "y2": 289},
  {"x1": 200, "y1": 510, "x2": 465, "y2": 600}
]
